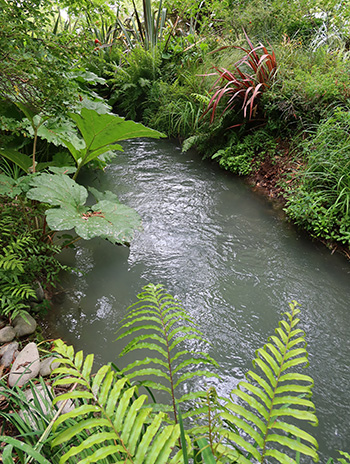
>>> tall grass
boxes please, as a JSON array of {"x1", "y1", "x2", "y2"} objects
[{"x1": 285, "y1": 108, "x2": 350, "y2": 244}]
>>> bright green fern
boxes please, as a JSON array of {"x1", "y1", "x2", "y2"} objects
[
  {"x1": 50, "y1": 339, "x2": 183, "y2": 464},
  {"x1": 217, "y1": 300, "x2": 319, "y2": 464},
  {"x1": 116, "y1": 283, "x2": 220, "y2": 423}
]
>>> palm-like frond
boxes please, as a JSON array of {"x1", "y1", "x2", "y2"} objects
[
  {"x1": 116, "y1": 283, "x2": 220, "y2": 422},
  {"x1": 51, "y1": 339, "x2": 182, "y2": 464},
  {"x1": 217, "y1": 301, "x2": 319, "y2": 464}
]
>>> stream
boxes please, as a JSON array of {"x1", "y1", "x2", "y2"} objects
[{"x1": 46, "y1": 138, "x2": 350, "y2": 461}]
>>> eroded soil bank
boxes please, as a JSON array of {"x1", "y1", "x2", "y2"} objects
[{"x1": 247, "y1": 149, "x2": 350, "y2": 260}]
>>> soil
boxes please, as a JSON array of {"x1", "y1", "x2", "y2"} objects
[
  {"x1": 246, "y1": 147, "x2": 350, "y2": 260},
  {"x1": 246, "y1": 142, "x2": 297, "y2": 203}
]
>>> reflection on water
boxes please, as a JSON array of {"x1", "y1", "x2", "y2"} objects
[{"x1": 47, "y1": 139, "x2": 350, "y2": 460}]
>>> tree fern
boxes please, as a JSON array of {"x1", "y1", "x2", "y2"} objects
[
  {"x1": 217, "y1": 301, "x2": 319, "y2": 464},
  {"x1": 50, "y1": 339, "x2": 183, "y2": 464},
  {"x1": 116, "y1": 283, "x2": 220, "y2": 422}
]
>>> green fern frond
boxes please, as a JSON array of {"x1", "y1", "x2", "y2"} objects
[
  {"x1": 182, "y1": 135, "x2": 202, "y2": 153},
  {"x1": 191, "y1": 93, "x2": 210, "y2": 106},
  {"x1": 0, "y1": 253, "x2": 25, "y2": 272},
  {"x1": 51, "y1": 339, "x2": 182, "y2": 464},
  {"x1": 218, "y1": 301, "x2": 319, "y2": 464},
  {"x1": 116, "y1": 283, "x2": 220, "y2": 422},
  {"x1": 337, "y1": 451, "x2": 350, "y2": 463}
]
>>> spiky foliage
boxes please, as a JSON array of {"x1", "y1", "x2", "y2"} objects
[
  {"x1": 204, "y1": 32, "x2": 277, "y2": 123},
  {"x1": 217, "y1": 301, "x2": 319, "y2": 464},
  {"x1": 49, "y1": 339, "x2": 183, "y2": 464},
  {"x1": 116, "y1": 283, "x2": 220, "y2": 423},
  {"x1": 0, "y1": 378, "x2": 63, "y2": 463}
]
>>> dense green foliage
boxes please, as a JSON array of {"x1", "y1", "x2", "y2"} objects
[
  {"x1": 0, "y1": 285, "x2": 322, "y2": 463},
  {"x1": 1, "y1": 0, "x2": 350, "y2": 460},
  {"x1": 0, "y1": 198, "x2": 68, "y2": 319}
]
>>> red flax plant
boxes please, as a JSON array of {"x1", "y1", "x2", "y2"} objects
[{"x1": 203, "y1": 31, "x2": 277, "y2": 124}]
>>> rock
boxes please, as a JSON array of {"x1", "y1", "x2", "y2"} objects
[
  {"x1": 13, "y1": 313, "x2": 37, "y2": 337},
  {"x1": 19, "y1": 385, "x2": 74, "y2": 427},
  {"x1": 39, "y1": 356, "x2": 61, "y2": 377},
  {"x1": 56, "y1": 397, "x2": 75, "y2": 415},
  {"x1": 0, "y1": 341, "x2": 19, "y2": 367},
  {"x1": 9, "y1": 342, "x2": 40, "y2": 387},
  {"x1": 0, "y1": 325, "x2": 16, "y2": 343},
  {"x1": 33, "y1": 281, "x2": 45, "y2": 303}
]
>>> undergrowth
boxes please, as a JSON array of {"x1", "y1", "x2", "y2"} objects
[
  {"x1": 0, "y1": 199, "x2": 69, "y2": 320},
  {"x1": 284, "y1": 108, "x2": 350, "y2": 246},
  {"x1": 0, "y1": 285, "x2": 324, "y2": 463}
]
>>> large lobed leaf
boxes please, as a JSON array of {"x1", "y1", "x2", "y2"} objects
[
  {"x1": 27, "y1": 173, "x2": 141, "y2": 245},
  {"x1": 66, "y1": 108, "x2": 165, "y2": 166}
]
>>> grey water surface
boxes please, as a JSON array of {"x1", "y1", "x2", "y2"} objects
[{"x1": 47, "y1": 138, "x2": 350, "y2": 461}]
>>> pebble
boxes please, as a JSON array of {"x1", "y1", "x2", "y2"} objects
[
  {"x1": 39, "y1": 356, "x2": 61, "y2": 377},
  {"x1": 0, "y1": 341, "x2": 19, "y2": 367},
  {"x1": 0, "y1": 325, "x2": 16, "y2": 343},
  {"x1": 9, "y1": 342, "x2": 40, "y2": 387},
  {"x1": 13, "y1": 313, "x2": 37, "y2": 337}
]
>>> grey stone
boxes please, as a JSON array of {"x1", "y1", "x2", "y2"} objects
[
  {"x1": 0, "y1": 325, "x2": 16, "y2": 343},
  {"x1": 0, "y1": 341, "x2": 19, "y2": 367},
  {"x1": 56, "y1": 397, "x2": 75, "y2": 415},
  {"x1": 13, "y1": 313, "x2": 37, "y2": 337},
  {"x1": 39, "y1": 356, "x2": 61, "y2": 377},
  {"x1": 19, "y1": 385, "x2": 74, "y2": 428},
  {"x1": 9, "y1": 342, "x2": 40, "y2": 387},
  {"x1": 35, "y1": 282, "x2": 45, "y2": 302}
]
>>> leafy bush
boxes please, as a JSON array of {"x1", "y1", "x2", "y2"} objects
[
  {"x1": 212, "y1": 129, "x2": 277, "y2": 175},
  {"x1": 0, "y1": 198, "x2": 69, "y2": 319},
  {"x1": 109, "y1": 47, "x2": 162, "y2": 120},
  {"x1": 203, "y1": 32, "x2": 277, "y2": 125},
  {"x1": 263, "y1": 45, "x2": 350, "y2": 133}
]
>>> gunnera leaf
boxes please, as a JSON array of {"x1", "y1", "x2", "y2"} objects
[
  {"x1": 27, "y1": 173, "x2": 141, "y2": 245},
  {"x1": 27, "y1": 172, "x2": 87, "y2": 208}
]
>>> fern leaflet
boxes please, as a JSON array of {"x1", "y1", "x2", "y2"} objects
[
  {"x1": 116, "y1": 283, "x2": 220, "y2": 423},
  {"x1": 217, "y1": 301, "x2": 319, "y2": 464},
  {"x1": 51, "y1": 339, "x2": 183, "y2": 464}
]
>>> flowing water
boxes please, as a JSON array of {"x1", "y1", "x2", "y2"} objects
[{"x1": 46, "y1": 138, "x2": 350, "y2": 461}]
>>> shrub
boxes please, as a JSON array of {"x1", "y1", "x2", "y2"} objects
[
  {"x1": 212, "y1": 129, "x2": 277, "y2": 175},
  {"x1": 203, "y1": 32, "x2": 277, "y2": 125},
  {"x1": 263, "y1": 44, "x2": 350, "y2": 133},
  {"x1": 109, "y1": 47, "x2": 162, "y2": 120}
]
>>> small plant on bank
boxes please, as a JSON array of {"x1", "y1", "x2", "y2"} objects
[{"x1": 212, "y1": 129, "x2": 277, "y2": 176}]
